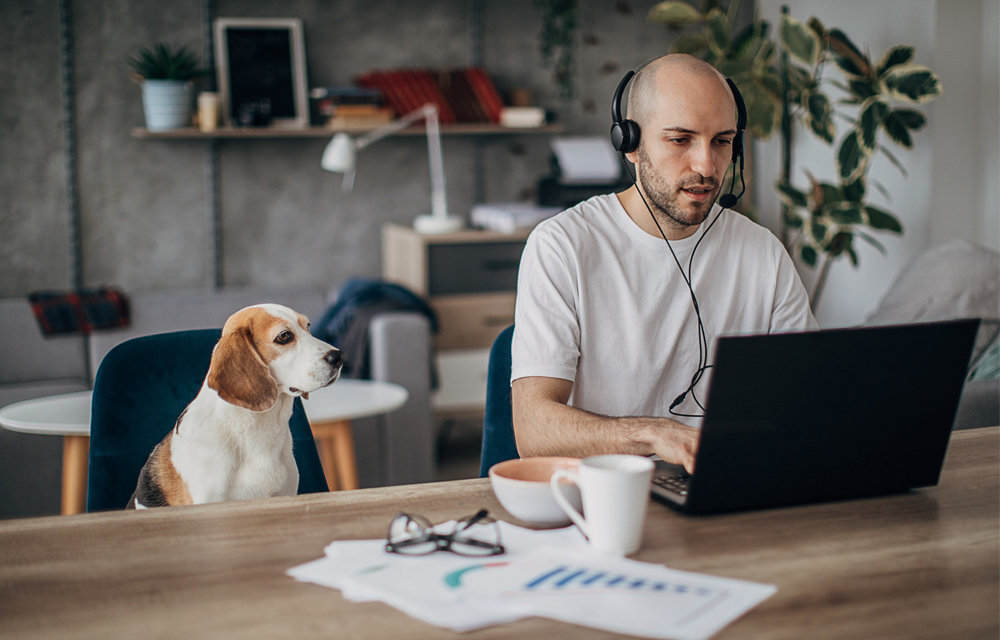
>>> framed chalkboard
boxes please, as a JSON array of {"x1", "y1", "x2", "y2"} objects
[{"x1": 214, "y1": 18, "x2": 309, "y2": 128}]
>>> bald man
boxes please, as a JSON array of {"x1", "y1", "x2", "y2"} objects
[{"x1": 510, "y1": 55, "x2": 816, "y2": 473}]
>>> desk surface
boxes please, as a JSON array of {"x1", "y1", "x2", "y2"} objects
[
  {"x1": 0, "y1": 380, "x2": 408, "y2": 437},
  {"x1": 1, "y1": 427, "x2": 997, "y2": 640}
]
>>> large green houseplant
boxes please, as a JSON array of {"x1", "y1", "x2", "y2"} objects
[{"x1": 647, "y1": 1, "x2": 942, "y2": 308}]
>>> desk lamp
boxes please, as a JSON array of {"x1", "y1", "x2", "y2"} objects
[{"x1": 321, "y1": 103, "x2": 462, "y2": 234}]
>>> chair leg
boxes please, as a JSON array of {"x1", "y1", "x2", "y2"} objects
[
  {"x1": 62, "y1": 435, "x2": 89, "y2": 515},
  {"x1": 310, "y1": 420, "x2": 360, "y2": 491},
  {"x1": 328, "y1": 421, "x2": 359, "y2": 491}
]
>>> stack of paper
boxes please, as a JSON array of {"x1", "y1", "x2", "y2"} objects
[
  {"x1": 288, "y1": 521, "x2": 776, "y2": 640},
  {"x1": 470, "y1": 203, "x2": 562, "y2": 234}
]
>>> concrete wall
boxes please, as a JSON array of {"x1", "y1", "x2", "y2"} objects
[
  {"x1": 2, "y1": 0, "x2": 712, "y2": 299},
  {"x1": 756, "y1": 0, "x2": 999, "y2": 327}
]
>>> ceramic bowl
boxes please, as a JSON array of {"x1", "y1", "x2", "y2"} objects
[{"x1": 489, "y1": 457, "x2": 583, "y2": 526}]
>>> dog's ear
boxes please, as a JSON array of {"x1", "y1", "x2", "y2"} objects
[{"x1": 207, "y1": 326, "x2": 279, "y2": 412}]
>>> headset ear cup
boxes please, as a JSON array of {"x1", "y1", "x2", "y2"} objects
[
  {"x1": 731, "y1": 130, "x2": 744, "y2": 163},
  {"x1": 622, "y1": 119, "x2": 641, "y2": 154}
]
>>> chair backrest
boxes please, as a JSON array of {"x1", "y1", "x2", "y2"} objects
[
  {"x1": 479, "y1": 325, "x2": 518, "y2": 477},
  {"x1": 87, "y1": 329, "x2": 327, "y2": 512}
]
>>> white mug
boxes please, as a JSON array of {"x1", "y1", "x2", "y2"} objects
[{"x1": 550, "y1": 454, "x2": 654, "y2": 555}]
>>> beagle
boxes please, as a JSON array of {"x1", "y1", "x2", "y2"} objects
[{"x1": 129, "y1": 304, "x2": 342, "y2": 509}]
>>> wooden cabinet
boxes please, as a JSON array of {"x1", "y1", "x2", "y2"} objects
[{"x1": 382, "y1": 223, "x2": 530, "y2": 350}]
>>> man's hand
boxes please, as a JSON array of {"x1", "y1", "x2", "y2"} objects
[{"x1": 648, "y1": 420, "x2": 700, "y2": 474}]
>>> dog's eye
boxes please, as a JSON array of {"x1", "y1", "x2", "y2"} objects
[{"x1": 275, "y1": 330, "x2": 294, "y2": 345}]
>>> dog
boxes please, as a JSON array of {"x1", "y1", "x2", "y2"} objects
[{"x1": 129, "y1": 304, "x2": 342, "y2": 509}]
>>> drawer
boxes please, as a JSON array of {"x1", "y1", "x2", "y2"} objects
[
  {"x1": 427, "y1": 241, "x2": 526, "y2": 296},
  {"x1": 430, "y1": 293, "x2": 516, "y2": 350}
]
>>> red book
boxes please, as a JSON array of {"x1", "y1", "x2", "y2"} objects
[
  {"x1": 436, "y1": 69, "x2": 487, "y2": 122},
  {"x1": 414, "y1": 70, "x2": 457, "y2": 123},
  {"x1": 465, "y1": 67, "x2": 504, "y2": 123}
]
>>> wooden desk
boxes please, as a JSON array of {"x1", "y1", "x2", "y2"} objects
[{"x1": 1, "y1": 428, "x2": 996, "y2": 639}]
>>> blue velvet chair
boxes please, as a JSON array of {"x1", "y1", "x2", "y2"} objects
[
  {"x1": 87, "y1": 329, "x2": 328, "y2": 512},
  {"x1": 479, "y1": 325, "x2": 519, "y2": 477}
]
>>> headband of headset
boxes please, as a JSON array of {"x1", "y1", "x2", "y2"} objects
[{"x1": 610, "y1": 63, "x2": 747, "y2": 162}]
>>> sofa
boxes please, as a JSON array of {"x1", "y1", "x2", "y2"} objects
[
  {"x1": 1, "y1": 287, "x2": 434, "y2": 519},
  {"x1": 865, "y1": 239, "x2": 1000, "y2": 430}
]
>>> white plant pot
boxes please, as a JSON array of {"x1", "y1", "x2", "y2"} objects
[{"x1": 141, "y1": 80, "x2": 193, "y2": 131}]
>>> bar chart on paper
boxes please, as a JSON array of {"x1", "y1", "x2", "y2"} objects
[
  {"x1": 460, "y1": 548, "x2": 777, "y2": 640},
  {"x1": 522, "y1": 565, "x2": 720, "y2": 598}
]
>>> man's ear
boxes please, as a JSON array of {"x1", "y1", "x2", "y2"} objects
[{"x1": 207, "y1": 327, "x2": 279, "y2": 412}]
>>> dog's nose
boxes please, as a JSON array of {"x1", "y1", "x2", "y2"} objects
[{"x1": 325, "y1": 349, "x2": 343, "y2": 368}]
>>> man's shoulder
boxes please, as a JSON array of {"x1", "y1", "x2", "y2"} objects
[
  {"x1": 718, "y1": 210, "x2": 784, "y2": 252},
  {"x1": 531, "y1": 193, "x2": 620, "y2": 239}
]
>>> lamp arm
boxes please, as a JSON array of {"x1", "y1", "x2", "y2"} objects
[{"x1": 353, "y1": 104, "x2": 438, "y2": 150}]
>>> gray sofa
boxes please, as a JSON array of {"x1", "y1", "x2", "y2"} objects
[
  {"x1": 1, "y1": 287, "x2": 434, "y2": 519},
  {"x1": 865, "y1": 239, "x2": 1000, "y2": 430}
]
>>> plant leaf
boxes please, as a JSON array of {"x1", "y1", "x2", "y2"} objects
[
  {"x1": 882, "y1": 110, "x2": 914, "y2": 149},
  {"x1": 848, "y1": 78, "x2": 877, "y2": 100},
  {"x1": 647, "y1": 1, "x2": 704, "y2": 28},
  {"x1": 806, "y1": 16, "x2": 826, "y2": 39},
  {"x1": 870, "y1": 179, "x2": 891, "y2": 202},
  {"x1": 705, "y1": 8, "x2": 731, "y2": 55},
  {"x1": 858, "y1": 98, "x2": 889, "y2": 152},
  {"x1": 827, "y1": 28, "x2": 870, "y2": 78},
  {"x1": 856, "y1": 230, "x2": 887, "y2": 255},
  {"x1": 804, "y1": 91, "x2": 835, "y2": 143},
  {"x1": 846, "y1": 245, "x2": 859, "y2": 266},
  {"x1": 776, "y1": 181, "x2": 809, "y2": 208},
  {"x1": 744, "y1": 83, "x2": 779, "y2": 138},
  {"x1": 865, "y1": 205, "x2": 903, "y2": 232},
  {"x1": 881, "y1": 65, "x2": 943, "y2": 103},
  {"x1": 800, "y1": 244, "x2": 818, "y2": 266},
  {"x1": 780, "y1": 13, "x2": 820, "y2": 66},
  {"x1": 811, "y1": 220, "x2": 830, "y2": 245},
  {"x1": 875, "y1": 45, "x2": 915, "y2": 77},
  {"x1": 828, "y1": 231, "x2": 852, "y2": 257},
  {"x1": 841, "y1": 175, "x2": 866, "y2": 201},
  {"x1": 890, "y1": 107, "x2": 926, "y2": 130},
  {"x1": 670, "y1": 31, "x2": 710, "y2": 55},
  {"x1": 824, "y1": 203, "x2": 864, "y2": 225},
  {"x1": 877, "y1": 145, "x2": 909, "y2": 178},
  {"x1": 784, "y1": 210, "x2": 804, "y2": 228},
  {"x1": 837, "y1": 130, "x2": 868, "y2": 181},
  {"x1": 731, "y1": 21, "x2": 768, "y2": 58}
]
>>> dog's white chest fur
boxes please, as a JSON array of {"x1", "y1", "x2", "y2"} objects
[{"x1": 170, "y1": 386, "x2": 299, "y2": 503}]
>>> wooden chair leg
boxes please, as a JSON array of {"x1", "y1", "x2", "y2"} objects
[
  {"x1": 62, "y1": 435, "x2": 89, "y2": 515},
  {"x1": 328, "y1": 421, "x2": 359, "y2": 491},
  {"x1": 310, "y1": 420, "x2": 359, "y2": 491}
]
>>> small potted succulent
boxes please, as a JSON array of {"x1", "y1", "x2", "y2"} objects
[{"x1": 127, "y1": 44, "x2": 209, "y2": 131}]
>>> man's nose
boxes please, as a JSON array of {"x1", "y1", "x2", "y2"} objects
[{"x1": 688, "y1": 142, "x2": 717, "y2": 179}]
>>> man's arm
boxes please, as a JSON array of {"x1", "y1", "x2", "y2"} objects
[{"x1": 511, "y1": 376, "x2": 699, "y2": 474}]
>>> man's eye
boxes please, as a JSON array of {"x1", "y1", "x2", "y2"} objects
[
  {"x1": 669, "y1": 138, "x2": 689, "y2": 144},
  {"x1": 715, "y1": 139, "x2": 733, "y2": 146},
  {"x1": 275, "y1": 331, "x2": 294, "y2": 344}
]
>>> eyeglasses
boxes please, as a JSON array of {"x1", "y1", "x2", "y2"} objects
[{"x1": 385, "y1": 509, "x2": 505, "y2": 557}]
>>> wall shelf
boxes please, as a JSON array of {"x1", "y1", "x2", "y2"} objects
[{"x1": 130, "y1": 123, "x2": 564, "y2": 139}]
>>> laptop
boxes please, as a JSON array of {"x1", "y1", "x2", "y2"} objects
[{"x1": 650, "y1": 319, "x2": 980, "y2": 514}]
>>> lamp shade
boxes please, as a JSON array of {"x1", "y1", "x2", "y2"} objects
[{"x1": 321, "y1": 133, "x2": 357, "y2": 173}]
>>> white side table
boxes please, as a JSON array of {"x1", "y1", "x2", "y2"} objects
[
  {"x1": 302, "y1": 379, "x2": 408, "y2": 491},
  {"x1": 0, "y1": 391, "x2": 91, "y2": 515}
]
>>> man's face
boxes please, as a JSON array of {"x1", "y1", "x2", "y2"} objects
[{"x1": 629, "y1": 71, "x2": 737, "y2": 232}]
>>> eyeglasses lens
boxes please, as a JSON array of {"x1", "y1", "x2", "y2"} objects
[{"x1": 388, "y1": 514, "x2": 437, "y2": 555}]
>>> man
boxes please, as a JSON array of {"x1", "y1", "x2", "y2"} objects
[{"x1": 511, "y1": 54, "x2": 816, "y2": 473}]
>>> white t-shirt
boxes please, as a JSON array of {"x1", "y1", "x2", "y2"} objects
[{"x1": 511, "y1": 193, "x2": 817, "y2": 426}]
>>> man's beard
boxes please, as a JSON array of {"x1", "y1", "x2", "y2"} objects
[{"x1": 636, "y1": 144, "x2": 721, "y2": 231}]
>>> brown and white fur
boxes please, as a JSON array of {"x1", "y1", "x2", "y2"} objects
[{"x1": 129, "y1": 304, "x2": 341, "y2": 509}]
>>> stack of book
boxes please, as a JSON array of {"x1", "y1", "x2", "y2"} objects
[
  {"x1": 355, "y1": 67, "x2": 505, "y2": 124},
  {"x1": 310, "y1": 86, "x2": 394, "y2": 129}
]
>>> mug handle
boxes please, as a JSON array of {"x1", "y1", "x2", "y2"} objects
[{"x1": 550, "y1": 469, "x2": 588, "y2": 538}]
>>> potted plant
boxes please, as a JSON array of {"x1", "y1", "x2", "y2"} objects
[{"x1": 127, "y1": 44, "x2": 209, "y2": 131}]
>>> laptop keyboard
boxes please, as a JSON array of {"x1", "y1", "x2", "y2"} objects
[{"x1": 653, "y1": 473, "x2": 691, "y2": 496}]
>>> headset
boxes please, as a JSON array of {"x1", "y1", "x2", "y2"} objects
[{"x1": 610, "y1": 62, "x2": 748, "y2": 418}]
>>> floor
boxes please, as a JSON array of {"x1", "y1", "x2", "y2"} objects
[{"x1": 433, "y1": 413, "x2": 485, "y2": 482}]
